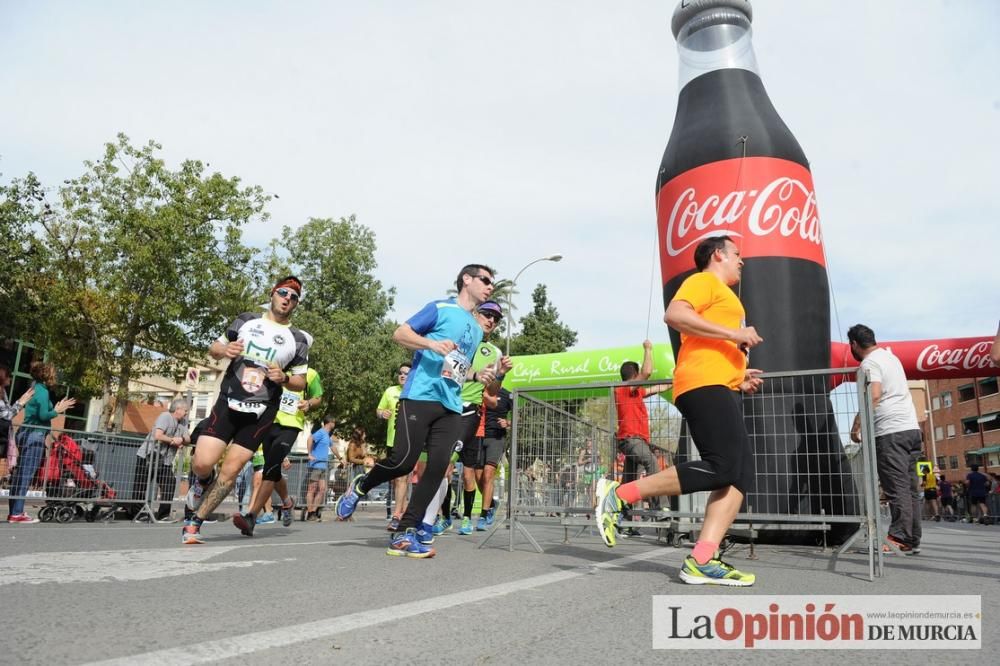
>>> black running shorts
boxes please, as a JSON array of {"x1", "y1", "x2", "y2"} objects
[
  {"x1": 458, "y1": 409, "x2": 482, "y2": 468},
  {"x1": 201, "y1": 395, "x2": 279, "y2": 453}
]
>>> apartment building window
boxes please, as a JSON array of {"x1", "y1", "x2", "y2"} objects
[
  {"x1": 193, "y1": 393, "x2": 211, "y2": 420},
  {"x1": 949, "y1": 455, "x2": 958, "y2": 469},
  {"x1": 941, "y1": 392, "x2": 953, "y2": 408},
  {"x1": 980, "y1": 412, "x2": 1000, "y2": 433},
  {"x1": 936, "y1": 456, "x2": 946, "y2": 470},
  {"x1": 979, "y1": 377, "x2": 998, "y2": 397},
  {"x1": 957, "y1": 384, "x2": 976, "y2": 402},
  {"x1": 932, "y1": 396, "x2": 941, "y2": 411},
  {"x1": 946, "y1": 424, "x2": 956, "y2": 438},
  {"x1": 934, "y1": 426, "x2": 944, "y2": 441},
  {"x1": 961, "y1": 417, "x2": 979, "y2": 436}
]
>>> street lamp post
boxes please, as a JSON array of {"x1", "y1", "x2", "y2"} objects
[
  {"x1": 925, "y1": 380, "x2": 938, "y2": 467},
  {"x1": 504, "y1": 254, "x2": 563, "y2": 358}
]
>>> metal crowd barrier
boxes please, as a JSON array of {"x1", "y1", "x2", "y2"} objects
[
  {"x1": 2, "y1": 424, "x2": 146, "y2": 523},
  {"x1": 480, "y1": 367, "x2": 885, "y2": 580},
  {"x1": 1, "y1": 423, "x2": 338, "y2": 525}
]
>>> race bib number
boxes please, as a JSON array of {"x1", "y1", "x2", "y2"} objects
[
  {"x1": 278, "y1": 391, "x2": 299, "y2": 415},
  {"x1": 441, "y1": 349, "x2": 470, "y2": 386},
  {"x1": 240, "y1": 366, "x2": 266, "y2": 394},
  {"x1": 227, "y1": 398, "x2": 268, "y2": 416}
]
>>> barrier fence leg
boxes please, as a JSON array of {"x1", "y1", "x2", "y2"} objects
[{"x1": 133, "y1": 448, "x2": 158, "y2": 525}]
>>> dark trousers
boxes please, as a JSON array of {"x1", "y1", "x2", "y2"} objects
[
  {"x1": 617, "y1": 436, "x2": 660, "y2": 511},
  {"x1": 875, "y1": 429, "x2": 923, "y2": 547},
  {"x1": 360, "y1": 400, "x2": 461, "y2": 531},
  {"x1": 131, "y1": 455, "x2": 177, "y2": 519}
]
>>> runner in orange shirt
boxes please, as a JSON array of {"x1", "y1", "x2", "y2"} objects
[{"x1": 596, "y1": 235, "x2": 764, "y2": 586}]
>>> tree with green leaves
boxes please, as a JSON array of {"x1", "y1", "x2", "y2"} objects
[
  {"x1": 0, "y1": 134, "x2": 267, "y2": 431},
  {"x1": 508, "y1": 284, "x2": 578, "y2": 356},
  {"x1": 0, "y1": 172, "x2": 51, "y2": 341},
  {"x1": 262, "y1": 216, "x2": 407, "y2": 448}
]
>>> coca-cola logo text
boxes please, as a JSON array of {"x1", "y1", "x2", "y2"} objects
[
  {"x1": 658, "y1": 158, "x2": 826, "y2": 283},
  {"x1": 916, "y1": 342, "x2": 994, "y2": 373}
]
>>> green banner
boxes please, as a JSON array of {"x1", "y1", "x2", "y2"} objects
[{"x1": 504, "y1": 343, "x2": 675, "y2": 394}]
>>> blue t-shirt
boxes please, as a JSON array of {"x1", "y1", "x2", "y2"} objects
[
  {"x1": 401, "y1": 298, "x2": 484, "y2": 414},
  {"x1": 309, "y1": 428, "x2": 332, "y2": 469}
]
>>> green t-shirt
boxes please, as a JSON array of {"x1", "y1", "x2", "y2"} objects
[
  {"x1": 459, "y1": 341, "x2": 502, "y2": 406},
  {"x1": 273, "y1": 367, "x2": 323, "y2": 430},
  {"x1": 377, "y1": 384, "x2": 403, "y2": 447}
]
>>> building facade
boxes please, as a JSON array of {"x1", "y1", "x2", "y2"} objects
[{"x1": 919, "y1": 376, "x2": 1000, "y2": 481}]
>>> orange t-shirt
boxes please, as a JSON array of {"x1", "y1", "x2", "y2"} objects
[{"x1": 670, "y1": 271, "x2": 747, "y2": 398}]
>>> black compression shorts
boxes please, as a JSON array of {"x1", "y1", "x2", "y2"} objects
[
  {"x1": 674, "y1": 385, "x2": 755, "y2": 495},
  {"x1": 260, "y1": 423, "x2": 300, "y2": 482}
]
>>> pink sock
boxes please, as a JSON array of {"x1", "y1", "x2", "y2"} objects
[
  {"x1": 616, "y1": 482, "x2": 642, "y2": 505},
  {"x1": 691, "y1": 540, "x2": 719, "y2": 565}
]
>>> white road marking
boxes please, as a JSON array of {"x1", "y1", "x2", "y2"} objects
[
  {"x1": 0, "y1": 537, "x2": 368, "y2": 586},
  {"x1": 85, "y1": 548, "x2": 666, "y2": 665}
]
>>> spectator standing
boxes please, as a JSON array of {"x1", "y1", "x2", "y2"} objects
[
  {"x1": 918, "y1": 460, "x2": 940, "y2": 522},
  {"x1": 965, "y1": 465, "x2": 990, "y2": 524},
  {"x1": 345, "y1": 427, "x2": 368, "y2": 483},
  {"x1": 305, "y1": 416, "x2": 336, "y2": 521},
  {"x1": 8, "y1": 362, "x2": 76, "y2": 524},
  {"x1": 938, "y1": 476, "x2": 955, "y2": 520},
  {"x1": 849, "y1": 324, "x2": 924, "y2": 554},
  {"x1": 614, "y1": 340, "x2": 671, "y2": 535},
  {"x1": 131, "y1": 398, "x2": 190, "y2": 521},
  {"x1": 0, "y1": 364, "x2": 34, "y2": 487}
]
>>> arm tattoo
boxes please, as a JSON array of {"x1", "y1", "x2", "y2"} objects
[{"x1": 197, "y1": 478, "x2": 235, "y2": 518}]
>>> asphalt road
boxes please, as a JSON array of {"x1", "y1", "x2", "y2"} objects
[{"x1": 2, "y1": 506, "x2": 996, "y2": 665}]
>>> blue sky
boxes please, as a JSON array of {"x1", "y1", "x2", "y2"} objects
[{"x1": 2, "y1": 1, "x2": 998, "y2": 353}]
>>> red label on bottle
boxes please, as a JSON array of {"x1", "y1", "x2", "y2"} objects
[{"x1": 658, "y1": 157, "x2": 825, "y2": 284}]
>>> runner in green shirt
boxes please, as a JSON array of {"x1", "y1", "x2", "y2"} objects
[
  {"x1": 441, "y1": 301, "x2": 512, "y2": 535},
  {"x1": 377, "y1": 362, "x2": 411, "y2": 531},
  {"x1": 233, "y1": 367, "x2": 324, "y2": 536}
]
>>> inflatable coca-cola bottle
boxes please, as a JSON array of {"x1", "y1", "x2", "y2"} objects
[{"x1": 658, "y1": 0, "x2": 856, "y2": 539}]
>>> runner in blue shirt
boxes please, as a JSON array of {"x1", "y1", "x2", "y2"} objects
[{"x1": 335, "y1": 264, "x2": 498, "y2": 558}]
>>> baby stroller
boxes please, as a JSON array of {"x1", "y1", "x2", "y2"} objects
[{"x1": 37, "y1": 433, "x2": 118, "y2": 523}]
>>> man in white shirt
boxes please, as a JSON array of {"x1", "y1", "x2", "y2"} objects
[{"x1": 848, "y1": 324, "x2": 922, "y2": 554}]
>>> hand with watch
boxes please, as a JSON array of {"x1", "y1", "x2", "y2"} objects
[{"x1": 266, "y1": 362, "x2": 289, "y2": 385}]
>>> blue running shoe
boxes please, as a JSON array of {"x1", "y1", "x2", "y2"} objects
[
  {"x1": 386, "y1": 528, "x2": 436, "y2": 558},
  {"x1": 335, "y1": 474, "x2": 367, "y2": 521},
  {"x1": 432, "y1": 516, "x2": 452, "y2": 535},
  {"x1": 416, "y1": 522, "x2": 435, "y2": 545},
  {"x1": 484, "y1": 507, "x2": 496, "y2": 526},
  {"x1": 387, "y1": 516, "x2": 401, "y2": 532},
  {"x1": 255, "y1": 512, "x2": 276, "y2": 525},
  {"x1": 458, "y1": 517, "x2": 473, "y2": 535},
  {"x1": 279, "y1": 497, "x2": 295, "y2": 528},
  {"x1": 476, "y1": 516, "x2": 488, "y2": 531}
]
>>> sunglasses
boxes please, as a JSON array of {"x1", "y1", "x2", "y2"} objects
[
  {"x1": 479, "y1": 311, "x2": 502, "y2": 323},
  {"x1": 275, "y1": 288, "x2": 300, "y2": 302},
  {"x1": 473, "y1": 274, "x2": 494, "y2": 287}
]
